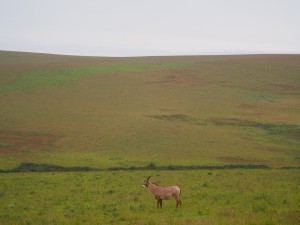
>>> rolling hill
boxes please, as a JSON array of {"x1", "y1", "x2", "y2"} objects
[{"x1": 0, "y1": 51, "x2": 299, "y2": 170}]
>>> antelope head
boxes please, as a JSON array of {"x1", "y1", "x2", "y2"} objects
[{"x1": 142, "y1": 175, "x2": 152, "y2": 188}]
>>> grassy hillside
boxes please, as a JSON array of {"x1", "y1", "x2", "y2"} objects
[
  {"x1": 0, "y1": 51, "x2": 300, "y2": 170},
  {"x1": 1, "y1": 51, "x2": 300, "y2": 225}
]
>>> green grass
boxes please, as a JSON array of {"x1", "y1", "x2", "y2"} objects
[
  {"x1": 0, "y1": 170, "x2": 299, "y2": 225},
  {"x1": 0, "y1": 62, "x2": 193, "y2": 96},
  {"x1": 0, "y1": 141, "x2": 12, "y2": 147},
  {"x1": 0, "y1": 52, "x2": 300, "y2": 224}
]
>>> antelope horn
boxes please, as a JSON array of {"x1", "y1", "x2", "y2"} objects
[{"x1": 147, "y1": 176, "x2": 152, "y2": 181}]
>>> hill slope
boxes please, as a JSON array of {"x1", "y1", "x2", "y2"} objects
[{"x1": 0, "y1": 51, "x2": 299, "y2": 169}]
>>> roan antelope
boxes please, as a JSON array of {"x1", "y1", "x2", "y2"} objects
[{"x1": 142, "y1": 176, "x2": 182, "y2": 209}]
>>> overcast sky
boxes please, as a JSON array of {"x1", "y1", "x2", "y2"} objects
[{"x1": 0, "y1": 0, "x2": 300, "y2": 56}]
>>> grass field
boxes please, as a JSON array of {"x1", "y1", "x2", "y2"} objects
[
  {"x1": 0, "y1": 51, "x2": 300, "y2": 224},
  {"x1": 1, "y1": 170, "x2": 299, "y2": 225}
]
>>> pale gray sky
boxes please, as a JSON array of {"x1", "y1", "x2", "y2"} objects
[{"x1": 0, "y1": 0, "x2": 300, "y2": 56}]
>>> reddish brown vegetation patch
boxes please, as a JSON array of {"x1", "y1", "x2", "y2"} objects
[
  {"x1": 272, "y1": 83, "x2": 299, "y2": 91},
  {"x1": 272, "y1": 83, "x2": 300, "y2": 96},
  {"x1": 237, "y1": 103, "x2": 255, "y2": 109},
  {"x1": 149, "y1": 74, "x2": 207, "y2": 87},
  {"x1": 0, "y1": 131, "x2": 58, "y2": 154}
]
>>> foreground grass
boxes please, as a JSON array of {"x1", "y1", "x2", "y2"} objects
[{"x1": 0, "y1": 170, "x2": 299, "y2": 225}]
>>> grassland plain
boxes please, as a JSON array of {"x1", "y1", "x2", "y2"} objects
[
  {"x1": 0, "y1": 51, "x2": 300, "y2": 224},
  {"x1": 0, "y1": 170, "x2": 299, "y2": 225},
  {"x1": 0, "y1": 51, "x2": 299, "y2": 169}
]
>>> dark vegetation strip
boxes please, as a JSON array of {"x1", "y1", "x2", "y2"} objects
[
  {"x1": 209, "y1": 118, "x2": 300, "y2": 141},
  {"x1": 0, "y1": 162, "x2": 299, "y2": 173},
  {"x1": 1, "y1": 162, "x2": 94, "y2": 173},
  {"x1": 147, "y1": 115, "x2": 300, "y2": 141},
  {"x1": 108, "y1": 162, "x2": 271, "y2": 171}
]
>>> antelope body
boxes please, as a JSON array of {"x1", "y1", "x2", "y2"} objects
[{"x1": 143, "y1": 176, "x2": 182, "y2": 209}]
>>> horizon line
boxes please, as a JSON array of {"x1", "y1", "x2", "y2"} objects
[{"x1": 1, "y1": 49, "x2": 300, "y2": 58}]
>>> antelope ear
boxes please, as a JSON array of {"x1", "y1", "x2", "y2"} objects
[{"x1": 147, "y1": 175, "x2": 152, "y2": 181}]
